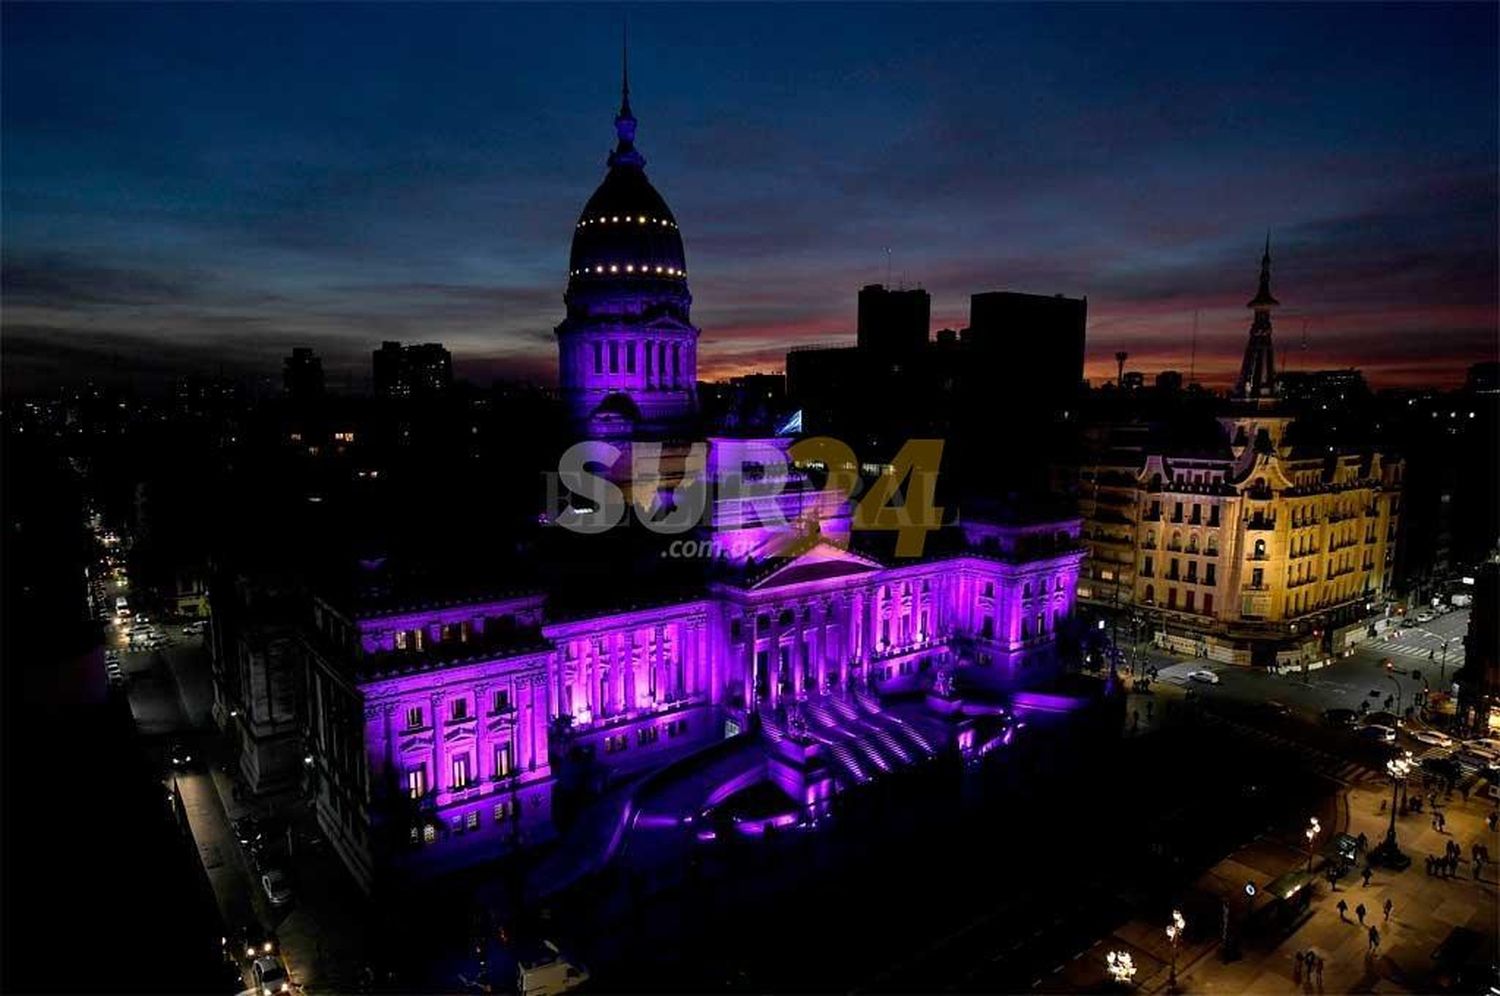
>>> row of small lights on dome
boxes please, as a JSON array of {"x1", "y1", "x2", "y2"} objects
[
  {"x1": 570, "y1": 264, "x2": 686, "y2": 277},
  {"x1": 577, "y1": 215, "x2": 678, "y2": 229}
]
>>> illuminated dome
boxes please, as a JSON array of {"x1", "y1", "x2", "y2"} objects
[
  {"x1": 554, "y1": 71, "x2": 700, "y2": 438},
  {"x1": 564, "y1": 92, "x2": 691, "y2": 323}
]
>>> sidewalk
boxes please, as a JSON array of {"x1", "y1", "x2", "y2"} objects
[{"x1": 1045, "y1": 779, "x2": 1498, "y2": 993}]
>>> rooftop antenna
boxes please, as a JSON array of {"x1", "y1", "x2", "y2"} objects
[
  {"x1": 1188, "y1": 308, "x2": 1199, "y2": 385},
  {"x1": 885, "y1": 246, "x2": 892, "y2": 287}
]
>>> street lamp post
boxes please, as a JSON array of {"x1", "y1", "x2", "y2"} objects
[
  {"x1": 1305, "y1": 816, "x2": 1322, "y2": 873},
  {"x1": 1166, "y1": 909, "x2": 1186, "y2": 992},
  {"x1": 1373, "y1": 751, "x2": 1413, "y2": 868}
]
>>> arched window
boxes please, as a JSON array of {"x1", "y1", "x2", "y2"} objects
[
  {"x1": 1144, "y1": 584, "x2": 1155, "y2": 604},
  {"x1": 1171, "y1": 530, "x2": 1182, "y2": 549},
  {"x1": 1054, "y1": 576, "x2": 1063, "y2": 592},
  {"x1": 1022, "y1": 582, "x2": 1032, "y2": 599},
  {"x1": 1145, "y1": 531, "x2": 1156, "y2": 547},
  {"x1": 1207, "y1": 535, "x2": 1219, "y2": 556},
  {"x1": 1253, "y1": 539, "x2": 1266, "y2": 559},
  {"x1": 1187, "y1": 534, "x2": 1199, "y2": 553},
  {"x1": 1020, "y1": 617, "x2": 1031, "y2": 639}
]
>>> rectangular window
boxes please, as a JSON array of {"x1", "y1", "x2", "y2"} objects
[
  {"x1": 493, "y1": 801, "x2": 511, "y2": 823},
  {"x1": 406, "y1": 766, "x2": 426, "y2": 799},
  {"x1": 1205, "y1": 564, "x2": 1216, "y2": 585},
  {"x1": 658, "y1": 343, "x2": 667, "y2": 374},
  {"x1": 451, "y1": 754, "x2": 471, "y2": 790},
  {"x1": 626, "y1": 342, "x2": 636, "y2": 373},
  {"x1": 494, "y1": 742, "x2": 513, "y2": 778},
  {"x1": 609, "y1": 341, "x2": 619, "y2": 373},
  {"x1": 1204, "y1": 594, "x2": 1214, "y2": 615},
  {"x1": 672, "y1": 343, "x2": 681, "y2": 378},
  {"x1": 492, "y1": 688, "x2": 510, "y2": 713},
  {"x1": 405, "y1": 706, "x2": 423, "y2": 729},
  {"x1": 980, "y1": 615, "x2": 993, "y2": 639},
  {"x1": 466, "y1": 810, "x2": 480, "y2": 831},
  {"x1": 1251, "y1": 568, "x2": 1264, "y2": 588},
  {"x1": 422, "y1": 823, "x2": 437, "y2": 843},
  {"x1": 1167, "y1": 588, "x2": 1177, "y2": 609},
  {"x1": 1186, "y1": 591, "x2": 1196, "y2": 612},
  {"x1": 593, "y1": 341, "x2": 602, "y2": 374},
  {"x1": 451, "y1": 697, "x2": 468, "y2": 721}
]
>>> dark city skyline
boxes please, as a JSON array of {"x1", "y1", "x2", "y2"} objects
[{"x1": 3, "y1": 3, "x2": 1496, "y2": 393}]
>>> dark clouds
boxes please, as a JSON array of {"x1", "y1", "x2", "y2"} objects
[{"x1": 2, "y1": 3, "x2": 1495, "y2": 393}]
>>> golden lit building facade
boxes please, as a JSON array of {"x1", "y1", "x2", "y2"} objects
[{"x1": 1078, "y1": 245, "x2": 1403, "y2": 665}]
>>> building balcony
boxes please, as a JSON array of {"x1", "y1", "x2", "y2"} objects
[{"x1": 1247, "y1": 518, "x2": 1277, "y2": 531}]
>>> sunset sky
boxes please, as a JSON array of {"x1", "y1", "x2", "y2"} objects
[{"x1": 3, "y1": 3, "x2": 1496, "y2": 393}]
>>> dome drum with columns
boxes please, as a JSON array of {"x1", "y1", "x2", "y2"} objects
[{"x1": 556, "y1": 70, "x2": 699, "y2": 439}]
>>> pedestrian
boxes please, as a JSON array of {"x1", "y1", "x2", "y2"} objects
[
  {"x1": 1315, "y1": 954, "x2": 1325, "y2": 987},
  {"x1": 1488, "y1": 810, "x2": 1498, "y2": 833},
  {"x1": 1356, "y1": 831, "x2": 1368, "y2": 854},
  {"x1": 1382, "y1": 898, "x2": 1392, "y2": 922},
  {"x1": 1362, "y1": 865, "x2": 1373, "y2": 887},
  {"x1": 1336, "y1": 898, "x2": 1349, "y2": 921},
  {"x1": 1475, "y1": 858, "x2": 1482, "y2": 880},
  {"x1": 1368, "y1": 925, "x2": 1380, "y2": 951},
  {"x1": 1356, "y1": 902, "x2": 1367, "y2": 924},
  {"x1": 1427, "y1": 855, "x2": 1436, "y2": 876},
  {"x1": 1294, "y1": 950, "x2": 1304, "y2": 984}
]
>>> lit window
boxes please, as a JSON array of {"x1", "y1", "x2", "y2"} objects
[
  {"x1": 451, "y1": 697, "x2": 468, "y2": 721},
  {"x1": 494, "y1": 801, "x2": 511, "y2": 822},
  {"x1": 405, "y1": 706, "x2": 423, "y2": 729},
  {"x1": 611, "y1": 216, "x2": 618, "y2": 222},
  {"x1": 638, "y1": 216, "x2": 646, "y2": 223},
  {"x1": 406, "y1": 766, "x2": 426, "y2": 799},
  {"x1": 422, "y1": 823, "x2": 436, "y2": 843},
  {"x1": 495, "y1": 742, "x2": 513, "y2": 778},
  {"x1": 610, "y1": 264, "x2": 618, "y2": 273},
  {"x1": 451, "y1": 754, "x2": 471, "y2": 789},
  {"x1": 625, "y1": 264, "x2": 634, "y2": 273},
  {"x1": 466, "y1": 810, "x2": 479, "y2": 831}
]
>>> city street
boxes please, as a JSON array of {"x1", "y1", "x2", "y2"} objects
[{"x1": 1132, "y1": 608, "x2": 1471, "y2": 725}]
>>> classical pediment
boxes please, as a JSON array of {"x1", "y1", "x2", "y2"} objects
[{"x1": 747, "y1": 542, "x2": 882, "y2": 591}]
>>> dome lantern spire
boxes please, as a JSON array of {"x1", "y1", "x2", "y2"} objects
[{"x1": 610, "y1": 20, "x2": 643, "y2": 168}]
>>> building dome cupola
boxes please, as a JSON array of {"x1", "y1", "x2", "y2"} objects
[{"x1": 554, "y1": 41, "x2": 701, "y2": 439}]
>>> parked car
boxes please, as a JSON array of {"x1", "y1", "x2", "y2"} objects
[
  {"x1": 1367, "y1": 710, "x2": 1403, "y2": 729},
  {"x1": 251, "y1": 955, "x2": 290, "y2": 996},
  {"x1": 261, "y1": 868, "x2": 293, "y2": 907},
  {"x1": 1358, "y1": 724, "x2": 1397, "y2": 744},
  {"x1": 516, "y1": 939, "x2": 589, "y2": 996},
  {"x1": 1414, "y1": 611, "x2": 1435, "y2": 624},
  {"x1": 1322, "y1": 708, "x2": 1358, "y2": 728},
  {"x1": 1467, "y1": 737, "x2": 1500, "y2": 755},
  {"x1": 1186, "y1": 669, "x2": 1220, "y2": 685},
  {"x1": 1411, "y1": 729, "x2": 1454, "y2": 749}
]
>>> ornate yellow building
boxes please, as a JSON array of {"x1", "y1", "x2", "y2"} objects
[{"x1": 1078, "y1": 245, "x2": 1403, "y2": 665}]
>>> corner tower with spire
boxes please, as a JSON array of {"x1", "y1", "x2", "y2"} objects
[
  {"x1": 1233, "y1": 235, "x2": 1280, "y2": 402},
  {"x1": 554, "y1": 37, "x2": 700, "y2": 439}
]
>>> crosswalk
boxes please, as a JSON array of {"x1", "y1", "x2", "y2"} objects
[{"x1": 1200, "y1": 711, "x2": 1382, "y2": 786}]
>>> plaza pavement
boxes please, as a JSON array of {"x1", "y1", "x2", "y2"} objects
[{"x1": 1041, "y1": 774, "x2": 1499, "y2": 993}]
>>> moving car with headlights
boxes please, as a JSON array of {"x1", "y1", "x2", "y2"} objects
[
  {"x1": 1411, "y1": 729, "x2": 1454, "y2": 748},
  {"x1": 1186, "y1": 669, "x2": 1220, "y2": 685}
]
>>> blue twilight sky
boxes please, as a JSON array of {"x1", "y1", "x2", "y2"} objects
[{"x1": 2, "y1": 2, "x2": 1496, "y2": 392}]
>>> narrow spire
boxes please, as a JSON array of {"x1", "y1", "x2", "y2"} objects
[
  {"x1": 608, "y1": 17, "x2": 644, "y2": 169},
  {"x1": 1248, "y1": 231, "x2": 1278, "y2": 309},
  {"x1": 620, "y1": 16, "x2": 631, "y2": 117}
]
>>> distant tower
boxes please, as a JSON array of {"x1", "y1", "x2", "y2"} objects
[
  {"x1": 1233, "y1": 235, "x2": 1280, "y2": 401},
  {"x1": 1114, "y1": 351, "x2": 1129, "y2": 388},
  {"x1": 554, "y1": 39, "x2": 699, "y2": 439}
]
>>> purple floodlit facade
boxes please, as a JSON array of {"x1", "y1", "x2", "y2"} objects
[{"x1": 301, "y1": 83, "x2": 1086, "y2": 892}]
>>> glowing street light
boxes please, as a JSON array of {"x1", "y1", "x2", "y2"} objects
[
  {"x1": 1166, "y1": 909, "x2": 1187, "y2": 991},
  {"x1": 1373, "y1": 750, "x2": 1414, "y2": 867},
  {"x1": 1105, "y1": 949, "x2": 1136, "y2": 985},
  {"x1": 1305, "y1": 815, "x2": 1322, "y2": 872}
]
